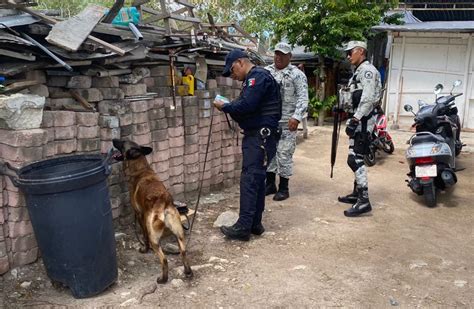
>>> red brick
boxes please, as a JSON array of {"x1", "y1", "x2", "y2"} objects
[
  {"x1": 131, "y1": 133, "x2": 152, "y2": 146},
  {"x1": 54, "y1": 126, "x2": 76, "y2": 140},
  {"x1": 76, "y1": 112, "x2": 99, "y2": 126},
  {"x1": 0, "y1": 129, "x2": 48, "y2": 147},
  {"x1": 67, "y1": 75, "x2": 92, "y2": 89},
  {"x1": 55, "y1": 139, "x2": 77, "y2": 154},
  {"x1": 169, "y1": 137, "x2": 184, "y2": 148},
  {"x1": 11, "y1": 234, "x2": 37, "y2": 252},
  {"x1": 0, "y1": 144, "x2": 43, "y2": 162},
  {"x1": 92, "y1": 76, "x2": 119, "y2": 88},
  {"x1": 132, "y1": 112, "x2": 148, "y2": 124},
  {"x1": 129, "y1": 100, "x2": 149, "y2": 113},
  {"x1": 12, "y1": 247, "x2": 38, "y2": 267},
  {"x1": 76, "y1": 139, "x2": 100, "y2": 152},
  {"x1": 100, "y1": 128, "x2": 121, "y2": 140},
  {"x1": 0, "y1": 255, "x2": 9, "y2": 275},
  {"x1": 168, "y1": 127, "x2": 184, "y2": 138},
  {"x1": 52, "y1": 111, "x2": 76, "y2": 127},
  {"x1": 8, "y1": 220, "x2": 33, "y2": 238},
  {"x1": 77, "y1": 126, "x2": 99, "y2": 139},
  {"x1": 120, "y1": 84, "x2": 147, "y2": 97}
]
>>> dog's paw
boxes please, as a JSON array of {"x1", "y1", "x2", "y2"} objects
[
  {"x1": 156, "y1": 275, "x2": 168, "y2": 284},
  {"x1": 184, "y1": 269, "x2": 194, "y2": 279},
  {"x1": 138, "y1": 246, "x2": 149, "y2": 254}
]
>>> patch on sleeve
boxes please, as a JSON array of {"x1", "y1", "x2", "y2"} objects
[
  {"x1": 364, "y1": 71, "x2": 373, "y2": 79},
  {"x1": 248, "y1": 78, "x2": 256, "y2": 87}
]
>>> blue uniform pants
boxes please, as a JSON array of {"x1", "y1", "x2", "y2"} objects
[{"x1": 237, "y1": 133, "x2": 277, "y2": 230}]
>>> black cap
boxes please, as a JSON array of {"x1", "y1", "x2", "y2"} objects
[{"x1": 222, "y1": 49, "x2": 248, "y2": 77}]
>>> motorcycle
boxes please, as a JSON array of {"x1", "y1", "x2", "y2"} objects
[
  {"x1": 364, "y1": 108, "x2": 395, "y2": 166},
  {"x1": 404, "y1": 80, "x2": 464, "y2": 207}
]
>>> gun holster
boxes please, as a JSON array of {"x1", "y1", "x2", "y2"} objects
[{"x1": 353, "y1": 116, "x2": 370, "y2": 155}]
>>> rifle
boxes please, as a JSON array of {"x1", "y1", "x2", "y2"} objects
[{"x1": 330, "y1": 89, "x2": 347, "y2": 178}]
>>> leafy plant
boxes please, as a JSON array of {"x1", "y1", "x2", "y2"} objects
[{"x1": 308, "y1": 88, "x2": 336, "y2": 118}]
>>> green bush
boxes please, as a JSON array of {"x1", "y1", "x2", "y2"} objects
[{"x1": 307, "y1": 88, "x2": 336, "y2": 118}]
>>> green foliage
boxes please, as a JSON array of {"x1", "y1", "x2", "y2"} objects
[
  {"x1": 36, "y1": 0, "x2": 134, "y2": 17},
  {"x1": 271, "y1": 0, "x2": 400, "y2": 58},
  {"x1": 308, "y1": 88, "x2": 336, "y2": 118}
]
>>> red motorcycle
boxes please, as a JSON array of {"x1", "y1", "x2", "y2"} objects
[{"x1": 364, "y1": 109, "x2": 395, "y2": 166}]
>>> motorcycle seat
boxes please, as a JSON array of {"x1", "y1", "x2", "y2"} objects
[{"x1": 411, "y1": 134, "x2": 445, "y2": 144}]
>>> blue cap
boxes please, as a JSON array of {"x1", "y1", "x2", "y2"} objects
[{"x1": 222, "y1": 49, "x2": 248, "y2": 77}]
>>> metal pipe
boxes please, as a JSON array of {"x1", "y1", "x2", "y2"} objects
[
  {"x1": 21, "y1": 32, "x2": 73, "y2": 72},
  {"x1": 128, "y1": 23, "x2": 143, "y2": 41}
]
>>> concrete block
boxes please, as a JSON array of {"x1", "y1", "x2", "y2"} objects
[
  {"x1": 47, "y1": 76, "x2": 68, "y2": 87},
  {"x1": 77, "y1": 126, "x2": 99, "y2": 139},
  {"x1": 92, "y1": 76, "x2": 119, "y2": 88},
  {"x1": 12, "y1": 247, "x2": 38, "y2": 267},
  {"x1": 27, "y1": 84, "x2": 49, "y2": 97},
  {"x1": 97, "y1": 100, "x2": 129, "y2": 115},
  {"x1": 120, "y1": 84, "x2": 147, "y2": 97},
  {"x1": 76, "y1": 138, "x2": 100, "y2": 152},
  {"x1": 75, "y1": 88, "x2": 103, "y2": 102},
  {"x1": 129, "y1": 100, "x2": 149, "y2": 113},
  {"x1": 67, "y1": 75, "x2": 92, "y2": 89},
  {"x1": 76, "y1": 112, "x2": 99, "y2": 126},
  {"x1": 0, "y1": 129, "x2": 48, "y2": 147},
  {"x1": 55, "y1": 139, "x2": 77, "y2": 154},
  {"x1": 52, "y1": 111, "x2": 76, "y2": 127},
  {"x1": 99, "y1": 88, "x2": 125, "y2": 100},
  {"x1": 99, "y1": 115, "x2": 120, "y2": 128},
  {"x1": 54, "y1": 126, "x2": 76, "y2": 140},
  {"x1": 0, "y1": 94, "x2": 45, "y2": 130}
]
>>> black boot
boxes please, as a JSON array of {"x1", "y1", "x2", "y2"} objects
[
  {"x1": 251, "y1": 223, "x2": 265, "y2": 235},
  {"x1": 265, "y1": 172, "x2": 277, "y2": 196},
  {"x1": 273, "y1": 177, "x2": 289, "y2": 201},
  {"x1": 344, "y1": 187, "x2": 372, "y2": 217},
  {"x1": 220, "y1": 223, "x2": 250, "y2": 241},
  {"x1": 338, "y1": 181, "x2": 358, "y2": 204}
]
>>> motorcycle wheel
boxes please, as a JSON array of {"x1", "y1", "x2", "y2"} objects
[
  {"x1": 422, "y1": 182, "x2": 437, "y2": 208},
  {"x1": 382, "y1": 140, "x2": 395, "y2": 154},
  {"x1": 364, "y1": 149, "x2": 376, "y2": 166}
]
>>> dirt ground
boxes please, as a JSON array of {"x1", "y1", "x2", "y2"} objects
[{"x1": 1, "y1": 125, "x2": 473, "y2": 308}]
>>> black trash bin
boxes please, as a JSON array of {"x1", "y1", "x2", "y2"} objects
[{"x1": 3, "y1": 154, "x2": 117, "y2": 298}]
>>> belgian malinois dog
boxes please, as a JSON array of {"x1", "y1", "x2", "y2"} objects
[{"x1": 112, "y1": 139, "x2": 193, "y2": 283}]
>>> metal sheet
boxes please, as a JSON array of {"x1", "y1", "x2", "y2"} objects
[{"x1": 0, "y1": 13, "x2": 39, "y2": 28}]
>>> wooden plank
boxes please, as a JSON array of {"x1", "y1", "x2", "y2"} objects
[
  {"x1": 69, "y1": 89, "x2": 96, "y2": 111},
  {"x1": 6, "y1": 1, "x2": 127, "y2": 56},
  {"x1": 169, "y1": 13, "x2": 200, "y2": 23},
  {"x1": 132, "y1": 0, "x2": 150, "y2": 6},
  {"x1": 102, "y1": 0, "x2": 124, "y2": 24},
  {"x1": 4, "y1": 80, "x2": 40, "y2": 93},
  {"x1": 0, "y1": 48, "x2": 35, "y2": 61},
  {"x1": 46, "y1": 4, "x2": 106, "y2": 52},
  {"x1": 175, "y1": 0, "x2": 195, "y2": 8}
]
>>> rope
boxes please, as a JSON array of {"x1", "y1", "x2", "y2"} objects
[{"x1": 185, "y1": 105, "x2": 215, "y2": 248}]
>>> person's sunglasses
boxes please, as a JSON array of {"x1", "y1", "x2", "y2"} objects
[{"x1": 346, "y1": 50, "x2": 353, "y2": 57}]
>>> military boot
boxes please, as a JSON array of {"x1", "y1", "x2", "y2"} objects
[
  {"x1": 220, "y1": 223, "x2": 250, "y2": 241},
  {"x1": 344, "y1": 187, "x2": 372, "y2": 217},
  {"x1": 273, "y1": 177, "x2": 289, "y2": 201},
  {"x1": 251, "y1": 223, "x2": 265, "y2": 236},
  {"x1": 338, "y1": 181, "x2": 358, "y2": 204},
  {"x1": 265, "y1": 172, "x2": 277, "y2": 196}
]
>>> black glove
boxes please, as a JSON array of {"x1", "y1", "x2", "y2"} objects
[{"x1": 345, "y1": 118, "x2": 359, "y2": 137}]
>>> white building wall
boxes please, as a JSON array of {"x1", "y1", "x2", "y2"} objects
[{"x1": 385, "y1": 32, "x2": 473, "y2": 129}]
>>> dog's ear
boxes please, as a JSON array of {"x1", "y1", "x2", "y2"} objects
[
  {"x1": 140, "y1": 146, "x2": 153, "y2": 156},
  {"x1": 112, "y1": 139, "x2": 124, "y2": 150}
]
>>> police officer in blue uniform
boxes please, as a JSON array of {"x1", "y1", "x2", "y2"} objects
[{"x1": 213, "y1": 49, "x2": 282, "y2": 241}]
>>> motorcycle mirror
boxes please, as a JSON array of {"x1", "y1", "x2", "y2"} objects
[
  {"x1": 434, "y1": 84, "x2": 443, "y2": 95},
  {"x1": 404, "y1": 104, "x2": 413, "y2": 113}
]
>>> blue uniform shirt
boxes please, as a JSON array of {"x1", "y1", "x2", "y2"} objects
[{"x1": 222, "y1": 67, "x2": 281, "y2": 131}]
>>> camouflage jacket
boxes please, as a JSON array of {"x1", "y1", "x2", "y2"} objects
[
  {"x1": 349, "y1": 60, "x2": 382, "y2": 120},
  {"x1": 265, "y1": 64, "x2": 308, "y2": 124}
]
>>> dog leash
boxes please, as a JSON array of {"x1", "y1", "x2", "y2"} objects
[{"x1": 185, "y1": 105, "x2": 215, "y2": 248}]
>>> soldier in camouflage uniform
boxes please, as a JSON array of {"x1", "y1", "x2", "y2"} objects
[
  {"x1": 338, "y1": 41, "x2": 382, "y2": 217},
  {"x1": 265, "y1": 42, "x2": 309, "y2": 201}
]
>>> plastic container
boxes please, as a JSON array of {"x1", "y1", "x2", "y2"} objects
[
  {"x1": 109, "y1": 7, "x2": 140, "y2": 26},
  {"x1": 4, "y1": 154, "x2": 117, "y2": 298}
]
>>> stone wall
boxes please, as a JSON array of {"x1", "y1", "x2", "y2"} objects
[{"x1": 0, "y1": 67, "x2": 243, "y2": 275}]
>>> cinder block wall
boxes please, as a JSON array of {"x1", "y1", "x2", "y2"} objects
[{"x1": 0, "y1": 67, "x2": 243, "y2": 275}]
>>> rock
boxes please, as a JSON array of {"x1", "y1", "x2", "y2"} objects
[
  {"x1": 202, "y1": 193, "x2": 227, "y2": 205},
  {"x1": 214, "y1": 265, "x2": 225, "y2": 272},
  {"x1": 20, "y1": 281, "x2": 32, "y2": 288},
  {"x1": 171, "y1": 279, "x2": 185, "y2": 288},
  {"x1": 389, "y1": 297, "x2": 399, "y2": 306},
  {"x1": 163, "y1": 243, "x2": 180, "y2": 254},
  {"x1": 11, "y1": 269, "x2": 18, "y2": 279},
  {"x1": 454, "y1": 280, "x2": 467, "y2": 287},
  {"x1": 127, "y1": 260, "x2": 135, "y2": 266},
  {"x1": 292, "y1": 265, "x2": 307, "y2": 271},
  {"x1": 213, "y1": 211, "x2": 238, "y2": 228},
  {"x1": 115, "y1": 232, "x2": 126, "y2": 240},
  {"x1": 192, "y1": 263, "x2": 213, "y2": 271},
  {"x1": 409, "y1": 260, "x2": 428, "y2": 270},
  {"x1": 209, "y1": 256, "x2": 229, "y2": 264},
  {"x1": 0, "y1": 94, "x2": 45, "y2": 129}
]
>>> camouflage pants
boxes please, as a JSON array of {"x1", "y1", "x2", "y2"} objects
[
  {"x1": 267, "y1": 129, "x2": 297, "y2": 178},
  {"x1": 347, "y1": 115, "x2": 376, "y2": 189}
]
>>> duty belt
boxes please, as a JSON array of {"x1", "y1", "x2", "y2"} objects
[{"x1": 242, "y1": 127, "x2": 278, "y2": 138}]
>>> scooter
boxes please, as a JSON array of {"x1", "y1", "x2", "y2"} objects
[
  {"x1": 404, "y1": 80, "x2": 464, "y2": 207},
  {"x1": 364, "y1": 108, "x2": 395, "y2": 166}
]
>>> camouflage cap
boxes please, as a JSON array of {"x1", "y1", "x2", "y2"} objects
[
  {"x1": 344, "y1": 40, "x2": 367, "y2": 51},
  {"x1": 274, "y1": 42, "x2": 292, "y2": 54}
]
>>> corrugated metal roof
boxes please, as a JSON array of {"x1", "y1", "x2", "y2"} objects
[
  {"x1": 373, "y1": 20, "x2": 474, "y2": 32},
  {"x1": 0, "y1": 13, "x2": 39, "y2": 28}
]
